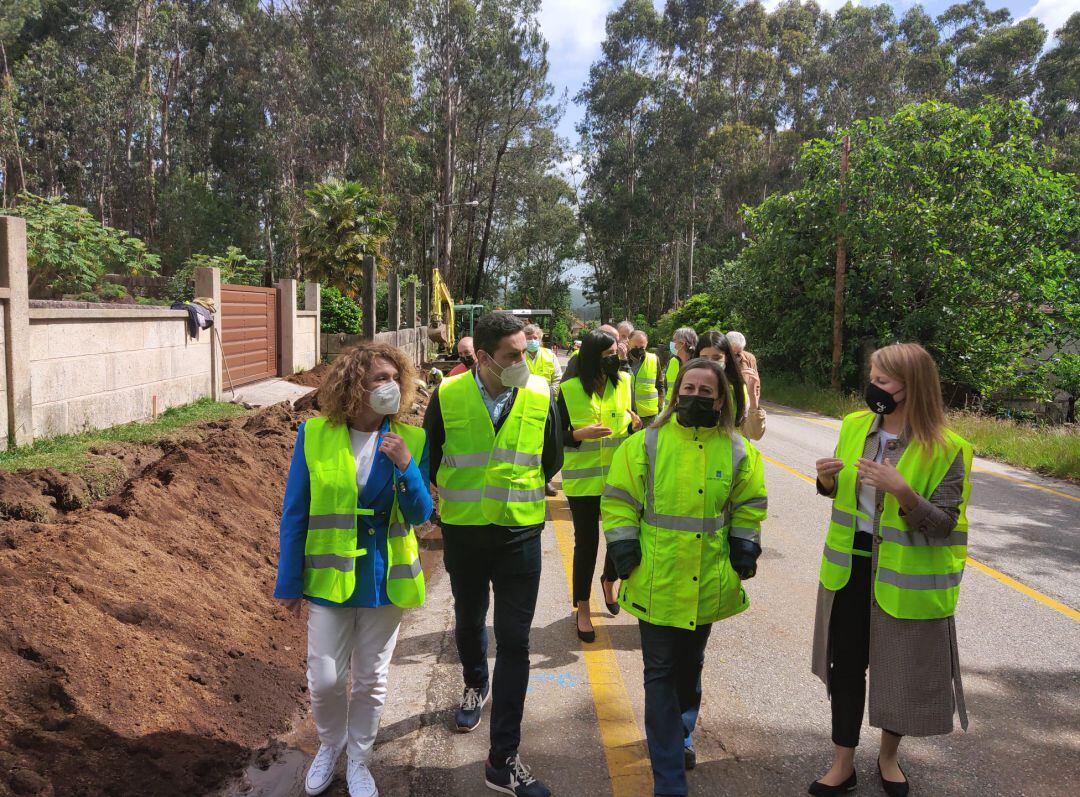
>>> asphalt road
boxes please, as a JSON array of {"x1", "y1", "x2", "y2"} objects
[{"x1": 241, "y1": 400, "x2": 1080, "y2": 797}]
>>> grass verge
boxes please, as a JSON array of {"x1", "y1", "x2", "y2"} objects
[
  {"x1": 0, "y1": 399, "x2": 250, "y2": 474},
  {"x1": 764, "y1": 375, "x2": 1079, "y2": 482}
]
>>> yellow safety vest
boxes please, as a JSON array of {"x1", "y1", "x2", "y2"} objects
[
  {"x1": 602, "y1": 421, "x2": 768, "y2": 629},
  {"x1": 303, "y1": 416, "x2": 426, "y2": 607},
  {"x1": 525, "y1": 347, "x2": 557, "y2": 384},
  {"x1": 664, "y1": 356, "x2": 683, "y2": 404},
  {"x1": 819, "y1": 410, "x2": 973, "y2": 620},
  {"x1": 436, "y1": 370, "x2": 550, "y2": 525},
  {"x1": 632, "y1": 352, "x2": 660, "y2": 416},
  {"x1": 559, "y1": 373, "x2": 632, "y2": 496}
]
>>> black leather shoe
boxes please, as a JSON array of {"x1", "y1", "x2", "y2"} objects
[
  {"x1": 684, "y1": 745, "x2": 696, "y2": 771},
  {"x1": 807, "y1": 770, "x2": 856, "y2": 795},
  {"x1": 575, "y1": 613, "x2": 595, "y2": 643},
  {"x1": 600, "y1": 577, "x2": 620, "y2": 615},
  {"x1": 878, "y1": 759, "x2": 909, "y2": 797}
]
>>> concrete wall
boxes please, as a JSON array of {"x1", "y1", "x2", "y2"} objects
[
  {"x1": 27, "y1": 305, "x2": 212, "y2": 438},
  {"x1": 321, "y1": 327, "x2": 433, "y2": 367},
  {"x1": 0, "y1": 304, "x2": 7, "y2": 449},
  {"x1": 294, "y1": 311, "x2": 319, "y2": 372}
]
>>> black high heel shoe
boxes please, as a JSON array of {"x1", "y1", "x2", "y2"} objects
[
  {"x1": 877, "y1": 759, "x2": 909, "y2": 797},
  {"x1": 574, "y1": 611, "x2": 595, "y2": 643},
  {"x1": 807, "y1": 770, "x2": 856, "y2": 796},
  {"x1": 600, "y1": 577, "x2": 620, "y2": 616}
]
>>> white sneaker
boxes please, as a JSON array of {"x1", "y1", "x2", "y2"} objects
[
  {"x1": 347, "y1": 759, "x2": 379, "y2": 797},
  {"x1": 304, "y1": 744, "x2": 342, "y2": 796}
]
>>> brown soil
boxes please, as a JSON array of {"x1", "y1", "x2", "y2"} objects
[
  {"x1": 0, "y1": 403, "x2": 315, "y2": 797},
  {"x1": 283, "y1": 363, "x2": 330, "y2": 389}
]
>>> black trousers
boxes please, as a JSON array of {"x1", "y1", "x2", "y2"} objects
[
  {"x1": 443, "y1": 527, "x2": 542, "y2": 762},
  {"x1": 568, "y1": 495, "x2": 618, "y2": 603},
  {"x1": 829, "y1": 552, "x2": 902, "y2": 747}
]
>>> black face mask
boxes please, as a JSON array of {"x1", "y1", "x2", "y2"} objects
[
  {"x1": 602, "y1": 355, "x2": 622, "y2": 376},
  {"x1": 460, "y1": 354, "x2": 475, "y2": 367},
  {"x1": 629, "y1": 347, "x2": 645, "y2": 362},
  {"x1": 865, "y1": 382, "x2": 900, "y2": 415},
  {"x1": 676, "y1": 395, "x2": 721, "y2": 428}
]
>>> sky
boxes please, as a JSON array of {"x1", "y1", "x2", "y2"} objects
[{"x1": 540, "y1": 0, "x2": 1076, "y2": 150}]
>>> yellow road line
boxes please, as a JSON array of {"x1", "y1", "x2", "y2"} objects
[
  {"x1": 970, "y1": 466, "x2": 1080, "y2": 503},
  {"x1": 549, "y1": 500, "x2": 653, "y2": 797},
  {"x1": 760, "y1": 455, "x2": 1080, "y2": 624}
]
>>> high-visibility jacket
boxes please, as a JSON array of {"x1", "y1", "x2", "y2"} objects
[
  {"x1": 525, "y1": 347, "x2": 557, "y2": 385},
  {"x1": 632, "y1": 352, "x2": 660, "y2": 416},
  {"x1": 436, "y1": 370, "x2": 550, "y2": 526},
  {"x1": 569, "y1": 348, "x2": 579, "y2": 358},
  {"x1": 602, "y1": 420, "x2": 768, "y2": 630},
  {"x1": 664, "y1": 356, "x2": 683, "y2": 404},
  {"x1": 560, "y1": 373, "x2": 633, "y2": 497},
  {"x1": 819, "y1": 410, "x2": 973, "y2": 620},
  {"x1": 303, "y1": 416, "x2": 425, "y2": 607}
]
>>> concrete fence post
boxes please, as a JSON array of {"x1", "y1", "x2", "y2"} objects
[
  {"x1": 362, "y1": 255, "x2": 376, "y2": 339},
  {"x1": 194, "y1": 266, "x2": 222, "y2": 400},
  {"x1": 0, "y1": 215, "x2": 33, "y2": 447},
  {"x1": 420, "y1": 280, "x2": 431, "y2": 326},
  {"x1": 388, "y1": 271, "x2": 401, "y2": 331},
  {"x1": 405, "y1": 280, "x2": 417, "y2": 329},
  {"x1": 278, "y1": 278, "x2": 297, "y2": 376},
  {"x1": 304, "y1": 282, "x2": 322, "y2": 363}
]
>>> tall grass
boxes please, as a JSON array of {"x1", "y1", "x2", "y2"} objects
[{"x1": 763, "y1": 375, "x2": 1079, "y2": 481}]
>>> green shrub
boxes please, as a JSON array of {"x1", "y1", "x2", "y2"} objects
[
  {"x1": 321, "y1": 285, "x2": 362, "y2": 334},
  {"x1": 167, "y1": 246, "x2": 265, "y2": 302}
]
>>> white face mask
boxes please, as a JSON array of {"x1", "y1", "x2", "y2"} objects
[
  {"x1": 488, "y1": 356, "x2": 531, "y2": 389},
  {"x1": 366, "y1": 380, "x2": 401, "y2": 415}
]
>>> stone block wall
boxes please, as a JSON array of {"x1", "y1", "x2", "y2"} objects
[
  {"x1": 321, "y1": 327, "x2": 433, "y2": 367},
  {"x1": 0, "y1": 304, "x2": 7, "y2": 449},
  {"x1": 27, "y1": 306, "x2": 212, "y2": 438},
  {"x1": 294, "y1": 311, "x2": 319, "y2": 372}
]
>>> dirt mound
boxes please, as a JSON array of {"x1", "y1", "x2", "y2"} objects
[
  {"x1": 0, "y1": 403, "x2": 316, "y2": 797},
  {"x1": 283, "y1": 363, "x2": 329, "y2": 388}
]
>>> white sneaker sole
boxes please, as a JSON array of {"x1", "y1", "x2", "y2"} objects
[
  {"x1": 455, "y1": 689, "x2": 490, "y2": 733},
  {"x1": 305, "y1": 749, "x2": 343, "y2": 796},
  {"x1": 484, "y1": 780, "x2": 519, "y2": 795}
]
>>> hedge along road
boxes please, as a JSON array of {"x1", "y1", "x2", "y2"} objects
[{"x1": 246, "y1": 400, "x2": 1080, "y2": 796}]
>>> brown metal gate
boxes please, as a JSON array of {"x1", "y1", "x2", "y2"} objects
[{"x1": 220, "y1": 284, "x2": 279, "y2": 387}]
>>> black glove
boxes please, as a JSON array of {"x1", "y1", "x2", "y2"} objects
[
  {"x1": 607, "y1": 539, "x2": 641, "y2": 580},
  {"x1": 729, "y1": 537, "x2": 761, "y2": 580}
]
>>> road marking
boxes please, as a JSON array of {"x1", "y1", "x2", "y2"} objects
[
  {"x1": 970, "y1": 466, "x2": 1079, "y2": 503},
  {"x1": 768, "y1": 403, "x2": 1080, "y2": 502},
  {"x1": 761, "y1": 455, "x2": 1080, "y2": 624},
  {"x1": 549, "y1": 500, "x2": 653, "y2": 797}
]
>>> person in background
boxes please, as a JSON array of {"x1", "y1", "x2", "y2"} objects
[
  {"x1": 564, "y1": 324, "x2": 625, "y2": 382},
  {"x1": 423, "y1": 312, "x2": 563, "y2": 797},
  {"x1": 809, "y1": 343, "x2": 973, "y2": 797},
  {"x1": 694, "y1": 331, "x2": 764, "y2": 441},
  {"x1": 571, "y1": 340, "x2": 582, "y2": 357},
  {"x1": 664, "y1": 327, "x2": 698, "y2": 407},
  {"x1": 603, "y1": 358, "x2": 767, "y2": 796},
  {"x1": 558, "y1": 329, "x2": 639, "y2": 642},
  {"x1": 275, "y1": 342, "x2": 432, "y2": 797},
  {"x1": 628, "y1": 329, "x2": 663, "y2": 427},
  {"x1": 726, "y1": 330, "x2": 764, "y2": 428},
  {"x1": 617, "y1": 320, "x2": 635, "y2": 348},
  {"x1": 523, "y1": 323, "x2": 563, "y2": 497},
  {"x1": 448, "y1": 336, "x2": 476, "y2": 377}
]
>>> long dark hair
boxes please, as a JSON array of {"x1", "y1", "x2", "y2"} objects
[
  {"x1": 694, "y1": 330, "x2": 747, "y2": 423},
  {"x1": 577, "y1": 329, "x2": 618, "y2": 397},
  {"x1": 653, "y1": 358, "x2": 735, "y2": 431}
]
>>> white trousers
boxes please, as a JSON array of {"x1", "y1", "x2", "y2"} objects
[{"x1": 306, "y1": 602, "x2": 403, "y2": 763}]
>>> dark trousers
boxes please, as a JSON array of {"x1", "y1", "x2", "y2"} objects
[
  {"x1": 568, "y1": 495, "x2": 618, "y2": 603},
  {"x1": 444, "y1": 529, "x2": 542, "y2": 762},
  {"x1": 639, "y1": 619, "x2": 712, "y2": 796}
]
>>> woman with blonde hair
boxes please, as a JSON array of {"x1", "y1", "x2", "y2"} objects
[
  {"x1": 809, "y1": 343, "x2": 973, "y2": 797},
  {"x1": 274, "y1": 342, "x2": 432, "y2": 797}
]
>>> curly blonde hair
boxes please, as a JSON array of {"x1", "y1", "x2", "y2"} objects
[{"x1": 319, "y1": 342, "x2": 418, "y2": 427}]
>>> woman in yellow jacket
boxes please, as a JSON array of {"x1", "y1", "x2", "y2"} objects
[
  {"x1": 602, "y1": 358, "x2": 767, "y2": 797},
  {"x1": 809, "y1": 343, "x2": 973, "y2": 797}
]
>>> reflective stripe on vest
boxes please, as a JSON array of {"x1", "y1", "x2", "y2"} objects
[
  {"x1": 632, "y1": 353, "x2": 660, "y2": 416},
  {"x1": 303, "y1": 416, "x2": 426, "y2": 608},
  {"x1": 819, "y1": 410, "x2": 973, "y2": 620},
  {"x1": 664, "y1": 357, "x2": 682, "y2": 404},
  {"x1": 436, "y1": 371, "x2": 549, "y2": 525},
  {"x1": 559, "y1": 374, "x2": 633, "y2": 497},
  {"x1": 526, "y1": 347, "x2": 557, "y2": 384}
]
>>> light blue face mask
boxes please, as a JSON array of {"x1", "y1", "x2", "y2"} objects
[
  {"x1": 526, "y1": 339, "x2": 540, "y2": 353},
  {"x1": 669, "y1": 341, "x2": 677, "y2": 355}
]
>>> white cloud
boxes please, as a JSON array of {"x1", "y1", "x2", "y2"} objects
[
  {"x1": 539, "y1": 0, "x2": 612, "y2": 72},
  {"x1": 1025, "y1": 0, "x2": 1075, "y2": 40},
  {"x1": 761, "y1": 0, "x2": 861, "y2": 11}
]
